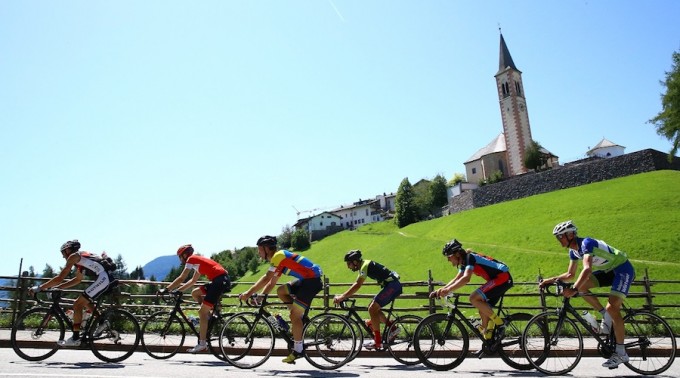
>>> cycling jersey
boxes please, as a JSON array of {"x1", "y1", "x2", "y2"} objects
[
  {"x1": 185, "y1": 255, "x2": 228, "y2": 281},
  {"x1": 459, "y1": 252, "x2": 509, "y2": 281},
  {"x1": 569, "y1": 237, "x2": 628, "y2": 272},
  {"x1": 269, "y1": 250, "x2": 322, "y2": 279},
  {"x1": 358, "y1": 260, "x2": 398, "y2": 286},
  {"x1": 75, "y1": 251, "x2": 114, "y2": 301}
]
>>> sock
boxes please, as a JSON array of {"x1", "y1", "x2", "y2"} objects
[
  {"x1": 293, "y1": 340, "x2": 303, "y2": 353},
  {"x1": 616, "y1": 344, "x2": 626, "y2": 356},
  {"x1": 489, "y1": 313, "x2": 504, "y2": 326},
  {"x1": 198, "y1": 340, "x2": 206, "y2": 346},
  {"x1": 72, "y1": 331, "x2": 80, "y2": 340},
  {"x1": 599, "y1": 308, "x2": 607, "y2": 317},
  {"x1": 373, "y1": 330, "x2": 382, "y2": 347}
]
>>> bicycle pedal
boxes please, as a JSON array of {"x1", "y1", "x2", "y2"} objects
[{"x1": 472, "y1": 350, "x2": 485, "y2": 359}]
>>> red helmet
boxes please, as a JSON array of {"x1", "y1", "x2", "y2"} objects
[{"x1": 177, "y1": 244, "x2": 194, "y2": 257}]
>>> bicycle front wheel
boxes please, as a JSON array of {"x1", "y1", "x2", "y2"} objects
[
  {"x1": 11, "y1": 307, "x2": 65, "y2": 361},
  {"x1": 385, "y1": 315, "x2": 422, "y2": 365},
  {"x1": 497, "y1": 312, "x2": 534, "y2": 370},
  {"x1": 413, "y1": 313, "x2": 469, "y2": 371},
  {"x1": 89, "y1": 308, "x2": 140, "y2": 363},
  {"x1": 219, "y1": 312, "x2": 274, "y2": 369},
  {"x1": 141, "y1": 311, "x2": 185, "y2": 359},
  {"x1": 622, "y1": 311, "x2": 676, "y2": 375},
  {"x1": 207, "y1": 314, "x2": 228, "y2": 361},
  {"x1": 522, "y1": 311, "x2": 583, "y2": 375},
  {"x1": 303, "y1": 313, "x2": 356, "y2": 370}
]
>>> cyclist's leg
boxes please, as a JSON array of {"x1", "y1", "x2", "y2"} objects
[
  {"x1": 370, "y1": 281, "x2": 402, "y2": 348},
  {"x1": 281, "y1": 278, "x2": 322, "y2": 363},
  {"x1": 473, "y1": 272, "x2": 511, "y2": 335},
  {"x1": 603, "y1": 262, "x2": 635, "y2": 367}
]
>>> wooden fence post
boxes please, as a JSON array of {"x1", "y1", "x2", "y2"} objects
[
  {"x1": 537, "y1": 271, "x2": 547, "y2": 311},
  {"x1": 643, "y1": 268, "x2": 654, "y2": 312},
  {"x1": 323, "y1": 276, "x2": 330, "y2": 310},
  {"x1": 428, "y1": 270, "x2": 435, "y2": 314}
]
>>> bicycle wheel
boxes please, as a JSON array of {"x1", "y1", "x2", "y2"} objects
[
  {"x1": 413, "y1": 313, "x2": 468, "y2": 371},
  {"x1": 348, "y1": 318, "x2": 365, "y2": 360},
  {"x1": 385, "y1": 315, "x2": 422, "y2": 365},
  {"x1": 89, "y1": 308, "x2": 140, "y2": 363},
  {"x1": 141, "y1": 311, "x2": 185, "y2": 359},
  {"x1": 207, "y1": 314, "x2": 228, "y2": 361},
  {"x1": 220, "y1": 312, "x2": 274, "y2": 369},
  {"x1": 497, "y1": 312, "x2": 534, "y2": 370},
  {"x1": 303, "y1": 313, "x2": 356, "y2": 370},
  {"x1": 622, "y1": 311, "x2": 676, "y2": 375},
  {"x1": 522, "y1": 311, "x2": 583, "y2": 375},
  {"x1": 11, "y1": 307, "x2": 65, "y2": 361}
]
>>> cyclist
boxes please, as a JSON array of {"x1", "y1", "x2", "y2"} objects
[
  {"x1": 430, "y1": 239, "x2": 513, "y2": 340},
  {"x1": 160, "y1": 244, "x2": 231, "y2": 353},
  {"x1": 540, "y1": 220, "x2": 635, "y2": 369},
  {"x1": 333, "y1": 249, "x2": 402, "y2": 350},
  {"x1": 239, "y1": 235, "x2": 323, "y2": 364},
  {"x1": 29, "y1": 240, "x2": 117, "y2": 346}
]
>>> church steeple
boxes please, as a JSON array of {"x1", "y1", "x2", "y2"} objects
[{"x1": 495, "y1": 33, "x2": 533, "y2": 176}]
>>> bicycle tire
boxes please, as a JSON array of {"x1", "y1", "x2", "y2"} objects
[
  {"x1": 622, "y1": 310, "x2": 676, "y2": 375},
  {"x1": 89, "y1": 308, "x2": 140, "y2": 363},
  {"x1": 385, "y1": 314, "x2": 422, "y2": 365},
  {"x1": 303, "y1": 313, "x2": 356, "y2": 370},
  {"x1": 207, "y1": 314, "x2": 228, "y2": 361},
  {"x1": 220, "y1": 311, "x2": 274, "y2": 369},
  {"x1": 11, "y1": 307, "x2": 65, "y2": 361},
  {"x1": 497, "y1": 312, "x2": 534, "y2": 370},
  {"x1": 413, "y1": 313, "x2": 469, "y2": 371},
  {"x1": 347, "y1": 318, "x2": 365, "y2": 360},
  {"x1": 140, "y1": 311, "x2": 185, "y2": 359},
  {"x1": 522, "y1": 311, "x2": 583, "y2": 375}
]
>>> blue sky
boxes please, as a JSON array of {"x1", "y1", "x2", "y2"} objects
[{"x1": 2, "y1": 1, "x2": 679, "y2": 276}]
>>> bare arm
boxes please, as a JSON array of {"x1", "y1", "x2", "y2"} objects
[
  {"x1": 334, "y1": 278, "x2": 365, "y2": 303},
  {"x1": 166, "y1": 267, "x2": 191, "y2": 291}
]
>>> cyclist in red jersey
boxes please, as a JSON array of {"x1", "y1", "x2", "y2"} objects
[
  {"x1": 240, "y1": 235, "x2": 323, "y2": 364},
  {"x1": 29, "y1": 240, "x2": 117, "y2": 347},
  {"x1": 160, "y1": 244, "x2": 231, "y2": 353}
]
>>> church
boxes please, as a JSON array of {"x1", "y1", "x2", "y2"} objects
[{"x1": 464, "y1": 33, "x2": 558, "y2": 184}]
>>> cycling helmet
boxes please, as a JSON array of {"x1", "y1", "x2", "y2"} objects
[
  {"x1": 442, "y1": 239, "x2": 464, "y2": 256},
  {"x1": 344, "y1": 249, "x2": 362, "y2": 262},
  {"x1": 177, "y1": 244, "x2": 194, "y2": 256},
  {"x1": 256, "y1": 235, "x2": 278, "y2": 247},
  {"x1": 60, "y1": 240, "x2": 81, "y2": 253},
  {"x1": 552, "y1": 220, "x2": 577, "y2": 236}
]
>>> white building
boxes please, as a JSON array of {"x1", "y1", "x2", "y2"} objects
[{"x1": 587, "y1": 138, "x2": 625, "y2": 158}]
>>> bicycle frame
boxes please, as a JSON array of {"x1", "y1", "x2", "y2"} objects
[
  {"x1": 440, "y1": 294, "x2": 509, "y2": 352},
  {"x1": 159, "y1": 291, "x2": 223, "y2": 339},
  {"x1": 338, "y1": 298, "x2": 399, "y2": 339}
]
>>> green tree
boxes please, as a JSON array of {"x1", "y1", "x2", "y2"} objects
[
  {"x1": 649, "y1": 50, "x2": 680, "y2": 161},
  {"x1": 524, "y1": 140, "x2": 546, "y2": 171},
  {"x1": 448, "y1": 172, "x2": 466, "y2": 186},
  {"x1": 291, "y1": 229, "x2": 311, "y2": 251},
  {"x1": 113, "y1": 254, "x2": 129, "y2": 279},
  {"x1": 279, "y1": 226, "x2": 293, "y2": 249},
  {"x1": 129, "y1": 266, "x2": 145, "y2": 280},
  {"x1": 42, "y1": 264, "x2": 56, "y2": 278},
  {"x1": 412, "y1": 179, "x2": 431, "y2": 220},
  {"x1": 429, "y1": 174, "x2": 449, "y2": 216},
  {"x1": 395, "y1": 177, "x2": 417, "y2": 228}
]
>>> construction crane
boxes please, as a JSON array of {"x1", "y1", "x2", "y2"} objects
[{"x1": 292, "y1": 205, "x2": 329, "y2": 219}]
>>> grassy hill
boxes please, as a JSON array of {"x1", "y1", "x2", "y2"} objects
[{"x1": 239, "y1": 170, "x2": 680, "y2": 315}]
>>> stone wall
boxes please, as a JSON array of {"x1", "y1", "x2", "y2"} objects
[{"x1": 451, "y1": 149, "x2": 678, "y2": 212}]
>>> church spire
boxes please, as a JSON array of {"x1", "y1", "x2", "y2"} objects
[{"x1": 498, "y1": 33, "x2": 517, "y2": 73}]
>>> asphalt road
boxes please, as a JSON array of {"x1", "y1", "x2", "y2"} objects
[{"x1": 1, "y1": 348, "x2": 679, "y2": 378}]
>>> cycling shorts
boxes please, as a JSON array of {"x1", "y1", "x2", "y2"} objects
[
  {"x1": 373, "y1": 279, "x2": 402, "y2": 308},
  {"x1": 83, "y1": 273, "x2": 114, "y2": 301},
  {"x1": 284, "y1": 277, "x2": 323, "y2": 311},
  {"x1": 477, "y1": 271, "x2": 513, "y2": 307},
  {"x1": 199, "y1": 273, "x2": 231, "y2": 309},
  {"x1": 592, "y1": 260, "x2": 635, "y2": 298}
]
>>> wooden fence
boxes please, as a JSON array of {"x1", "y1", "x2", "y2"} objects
[{"x1": 1, "y1": 269, "x2": 679, "y2": 334}]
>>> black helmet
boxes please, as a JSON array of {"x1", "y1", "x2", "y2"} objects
[
  {"x1": 442, "y1": 239, "x2": 464, "y2": 256},
  {"x1": 256, "y1": 235, "x2": 278, "y2": 247},
  {"x1": 60, "y1": 240, "x2": 81, "y2": 253},
  {"x1": 344, "y1": 249, "x2": 362, "y2": 262}
]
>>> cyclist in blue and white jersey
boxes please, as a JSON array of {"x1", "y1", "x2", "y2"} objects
[{"x1": 539, "y1": 220, "x2": 636, "y2": 369}]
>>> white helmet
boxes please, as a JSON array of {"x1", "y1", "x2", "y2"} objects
[{"x1": 553, "y1": 220, "x2": 577, "y2": 236}]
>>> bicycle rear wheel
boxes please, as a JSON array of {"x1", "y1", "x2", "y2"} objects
[
  {"x1": 11, "y1": 307, "x2": 65, "y2": 361},
  {"x1": 89, "y1": 308, "x2": 140, "y2": 363},
  {"x1": 220, "y1": 312, "x2": 274, "y2": 369},
  {"x1": 522, "y1": 312, "x2": 583, "y2": 375},
  {"x1": 622, "y1": 311, "x2": 676, "y2": 375},
  {"x1": 303, "y1": 313, "x2": 356, "y2": 370},
  {"x1": 385, "y1": 315, "x2": 422, "y2": 365},
  {"x1": 497, "y1": 312, "x2": 534, "y2": 370},
  {"x1": 413, "y1": 313, "x2": 469, "y2": 371},
  {"x1": 141, "y1": 311, "x2": 185, "y2": 359},
  {"x1": 207, "y1": 314, "x2": 228, "y2": 361}
]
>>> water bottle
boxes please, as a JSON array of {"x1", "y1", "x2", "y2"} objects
[
  {"x1": 582, "y1": 311, "x2": 598, "y2": 333},
  {"x1": 275, "y1": 314, "x2": 289, "y2": 332},
  {"x1": 188, "y1": 315, "x2": 199, "y2": 327}
]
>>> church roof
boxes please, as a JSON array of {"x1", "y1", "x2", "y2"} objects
[
  {"x1": 587, "y1": 138, "x2": 625, "y2": 154},
  {"x1": 465, "y1": 133, "x2": 506, "y2": 163},
  {"x1": 497, "y1": 33, "x2": 518, "y2": 74}
]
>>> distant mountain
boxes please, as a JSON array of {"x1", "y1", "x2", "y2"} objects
[{"x1": 142, "y1": 255, "x2": 180, "y2": 281}]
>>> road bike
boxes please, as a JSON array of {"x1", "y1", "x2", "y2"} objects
[
  {"x1": 140, "y1": 290, "x2": 228, "y2": 360},
  {"x1": 219, "y1": 294, "x2": 356, "y2": 370},
  {"x1": 335, "y1": 298, "x2": 422, "y2": 365},
  {"x1": 11, "y1": 283, "x2": 140, "y2": 363},
  {"x1": 412, "y1": 293, "x2": 534, "y2": 371},
  {"x1": 522, "y1": 280, "x2": 676, "y2": 375}
]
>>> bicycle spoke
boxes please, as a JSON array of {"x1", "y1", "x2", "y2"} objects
[{"x1": 622, "y1": 311, "x2": 677, "y2": 375}]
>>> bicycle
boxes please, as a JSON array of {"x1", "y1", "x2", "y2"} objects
[
  {"x1": 11, "y1": 283, "x2": 140, "y2": 363},
  {"x1": 140, "y1": 290, "x2": 228, "y2": 360},
  {"x1": 412, "y1": 293, "x2": 534, "y2": 371},
  {"x1": 335, "y1": 298, "x2": 422, "y2": 365},
  {"x1": 521, "y1": 280, "x2": 676, "y2": 375},
  {"x1": 219, "y1": 294, "x2": 356, "y2": 370}
]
